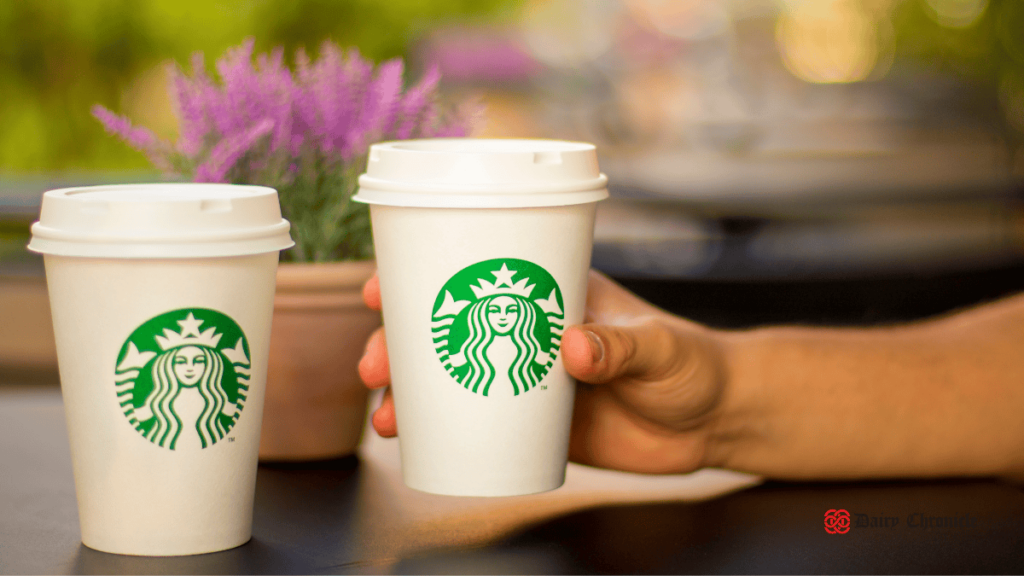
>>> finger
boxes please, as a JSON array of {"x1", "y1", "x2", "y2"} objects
[
  {"x1": 561, "y1": 320, "x2": 687, "y2": 385},
  {"x1": 371, "y1": 387, "x2": 397, "y2": 437},
  {"x1": 362, "y1": 272, "x2": 382, "y2": 311},
  {"x1": 566, "y1": 321, "x2": 724, "y2": 432},
  {"x1": 357, "y1": 327, "x2": 391, "y2": 389}
]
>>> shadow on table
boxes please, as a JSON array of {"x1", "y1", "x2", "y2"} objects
[
  {"x1": 393, "y1": 480, "x2": 1024, "y2": 575},
  {"x1": 70, "y1": 539, "x2": 305, "y2": 575},
  {"x1": 70, "y1": 455, "x2": 364, "y2": 575}
]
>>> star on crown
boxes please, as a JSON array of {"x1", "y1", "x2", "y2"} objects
[
  {"x1": 470, "y1": 264, "x2": 535, "y2": 299},
  {"x1": 154, "y1": 312, "x2": 223, "y2": 351}
]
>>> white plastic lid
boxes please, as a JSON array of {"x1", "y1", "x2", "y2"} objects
[
  {"x1": 28, "y1": 184, "x2": 295, "y2": 259},
  {"x1": 354, "y1": 138, "x2": 609, "y2": 208}
]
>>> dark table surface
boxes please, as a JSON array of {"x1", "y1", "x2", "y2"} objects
[{"x1": 2, "y1": 385, "x2": 1024, "y2": 575}]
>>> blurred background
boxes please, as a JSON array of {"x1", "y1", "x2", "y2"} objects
[{"x1": 2, "y1": 0, "x2": 1023, "y2": 379}]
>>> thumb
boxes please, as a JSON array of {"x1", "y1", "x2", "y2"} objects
[{"x1": 562, "y1": 321, "x2": 686, "y2": 385}]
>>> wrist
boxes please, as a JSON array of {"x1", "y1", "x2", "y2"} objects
[{"x1": 699, "y1": 327, "x2": 771, "y2": 471}]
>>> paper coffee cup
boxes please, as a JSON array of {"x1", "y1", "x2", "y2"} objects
[
  {"x1": 354, "y1": 139, "x2": 608, "y2": 496},
  {"x1": 28, "y1": 184, "x2": 294, "y2": 556}
]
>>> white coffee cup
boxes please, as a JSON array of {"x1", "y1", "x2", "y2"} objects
[
  {"x1": 28, "y1": 184, "x2": 294, "y2": 556},
  {"x1": 354, "y1": 138, "x2": 608, "y2": 496}
]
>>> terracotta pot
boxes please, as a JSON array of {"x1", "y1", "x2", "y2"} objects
[{"x1": 259, "y1": 260, "x2": 380, "y2": 461}]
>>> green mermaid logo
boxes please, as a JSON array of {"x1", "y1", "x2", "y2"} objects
[
  {"x1": 114, "y1": 309, "x2": 250, "y2": 450},
  {"x1": 432, "y1": 258, "x2": 564, "y2": 397}
]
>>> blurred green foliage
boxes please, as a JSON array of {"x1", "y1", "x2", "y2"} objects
[
  {"x1": 0, "y1": 0, "x2": 516, "y2": 173},
  {"x1": 892, "y1": 0, "x2": 1021, "y2": 77},
  {"x1": 899, "y1": 0, "x2": 1024, "y2": 134},
  {"x1": 890, "y1": 0, "x2": 1024, "y2": 138}
]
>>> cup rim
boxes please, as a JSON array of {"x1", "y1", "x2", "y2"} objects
[
  {"x1": 354, "y1": 138, "x2": 609, "y2": 209},
  {"x1": 28, "y1": 183, "x2": 294, "y2": 259},
  {"x1": 373, "y1": 138, "x2": 598, "y2": 155},
  {"x1": 44, "y1": 182, "x2": 278, "y2": 201}
]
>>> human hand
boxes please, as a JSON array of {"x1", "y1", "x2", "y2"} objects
[{"x1": 358, "y1": 270, "x2": 733, "y2": 475}]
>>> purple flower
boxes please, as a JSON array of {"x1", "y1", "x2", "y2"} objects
[
  {"x1": 394, "y1": 65, "x2": 440, "y2": 139},
  {"x1": 92, "y1": 105, "x2": 172, "y2": 171},
  {"x1": 194, "y1": 118, "x2": 274, "y2": 183},
  {"x1": 92, "y1": 38, "x2": 480, "y2": 261},
  {"x1": 166, "y1": 53, "x2": 215, "y2": 157}
]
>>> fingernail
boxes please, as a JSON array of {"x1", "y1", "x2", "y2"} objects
[{"x1": 584, "y1": 330, "x2": 604, "y2": 363}]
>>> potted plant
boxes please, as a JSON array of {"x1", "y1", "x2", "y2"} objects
[{"x1": 94, "y1": 38, "x2": 477, "y2": 460}]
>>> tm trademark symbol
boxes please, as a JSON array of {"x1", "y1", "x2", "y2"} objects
[
  {"x1": 228, "y1": 437, "x2": 236, "y2": 443},
  {"x1": 541, "y1": 385, "x2": 548, "y2": 390}
]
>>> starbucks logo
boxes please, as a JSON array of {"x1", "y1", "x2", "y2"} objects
[
  {"x1": 114, "y1": 309, "x2": 250, "y2": 450},
  {"x1": 432, "y1": 258, "x2": 564, "y2": 397}
]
